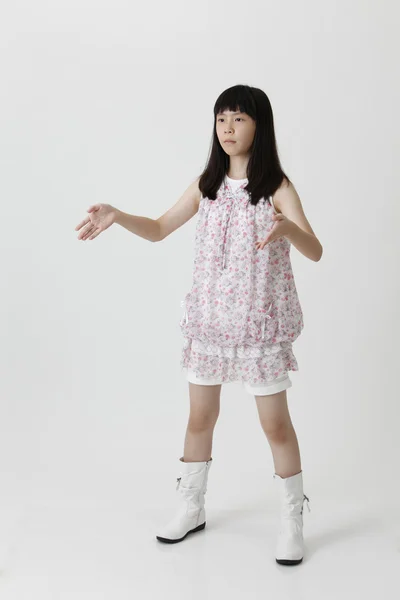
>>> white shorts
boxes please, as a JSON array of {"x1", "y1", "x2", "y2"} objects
[{"x1": 186, "y1": 369, "x2": 292, "y2": 396}]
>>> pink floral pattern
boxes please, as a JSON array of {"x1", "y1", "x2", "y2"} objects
[{"x1": 180, "y1": 176, "x2": 304, "y2": 385}]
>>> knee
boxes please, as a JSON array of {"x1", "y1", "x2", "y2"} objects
[
  {"x1": 262, "y1": 420, "x2": 293, "y2": 444},
  {"x1": 188, "y1": 410, "x2": 219, "y2": 433}
]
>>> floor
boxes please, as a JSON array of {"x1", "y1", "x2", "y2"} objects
[{"x1": 0, "y1": 489, "x2": 398, "y2": 600}]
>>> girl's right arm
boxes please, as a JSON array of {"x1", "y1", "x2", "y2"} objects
[
  {"x1": 116, "y1": 176, "x2": 201, "y2": 241},
  {"x1": 75, "y1": 177, "x2": 201, "y2": 242}
]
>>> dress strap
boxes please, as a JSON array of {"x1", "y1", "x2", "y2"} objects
[{"x1": 269, "y1": 195, "x2": 279, "y2": 214}]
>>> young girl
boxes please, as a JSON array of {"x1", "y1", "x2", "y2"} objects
[{"x1": 75, "y1": 84, "x2": 322, "y2": 565}]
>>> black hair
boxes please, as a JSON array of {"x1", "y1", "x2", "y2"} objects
[{"x1": 198, "y1": 84, "x2": 291, "y2": 206}]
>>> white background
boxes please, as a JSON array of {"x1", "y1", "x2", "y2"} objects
[{"x1": 1, "y1": 0, "x2": 399, "y2": 597}]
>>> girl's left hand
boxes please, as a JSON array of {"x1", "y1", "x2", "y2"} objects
[{"x1": 255, "y1": 213, "x2": 295, "y2": 250}]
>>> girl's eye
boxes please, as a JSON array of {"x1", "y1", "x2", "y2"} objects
[{"x1": 217, "y1": 117, "x2": 243, "y2": 122}]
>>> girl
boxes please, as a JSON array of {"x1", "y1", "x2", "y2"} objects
[{"x1": 75, "y1": 85, "x2": 322, "y2": 565}]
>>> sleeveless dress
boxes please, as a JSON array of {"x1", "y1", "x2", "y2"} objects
[{"x1": 179, "y1": 174, "x2": 304, "y2": 386}]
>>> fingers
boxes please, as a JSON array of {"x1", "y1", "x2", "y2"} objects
[
  {"x1": 75, "y1": 216, "x2": 90, "y2": 231},
  {"x1": 79, "y1": 225, "x2": 97, "y2": 241},
  {"x1": 255, "y1": 228, "x2": 274, "y2": 249},
  {"x1": 258, "y1": 237, "x2": 270, "y2": 250},
  {"x1": 255, "y1": 217, "x2": 283, "y2": 249},
  {"x1": 88, "y1": 229, "x2": 100, "y2": 240},
  {"x1": 76, "y1": 204, "x2": 101, "y2": 240},
  {"x1": 77, "y1": 225, "x2": 92, "y2": 240},
  {"x1": 255, "y1": 238, "x2": 269, "y2": 250},
  {"x1": 77, "y1": 226, "x2": 91, "y2": 240}
]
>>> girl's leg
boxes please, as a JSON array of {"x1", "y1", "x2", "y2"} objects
[
  {"x1": 254, "y1": 388, "x2": 309, "y2": 565},
  {"x1": 183, "y1": 382, "x2": 221, "y2": 462},
  {"x1": 156, "y1": 381, "x2": 220, "y2": 543},
  {"x1": 254, "y1": 390, "x2": 301, "y2": 478}
]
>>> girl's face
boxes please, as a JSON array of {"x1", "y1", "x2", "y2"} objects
[{"x1": 216, "y1": 110, "x2": 256, "y2": 156}]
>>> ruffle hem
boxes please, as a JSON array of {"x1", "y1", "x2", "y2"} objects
[{"x1": 180, "y1": 336, "x2": 299, "y2": 385}]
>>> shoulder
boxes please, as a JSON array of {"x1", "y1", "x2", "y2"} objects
[{"x1": 271, "y1": 179, "x2": 300, "y2": 214}]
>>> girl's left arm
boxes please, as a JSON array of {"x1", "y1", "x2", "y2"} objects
[{"x1": 274, "y1": 181, "x2": 323, "y2": 262}]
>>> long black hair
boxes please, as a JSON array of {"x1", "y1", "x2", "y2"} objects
[{"x1": 198, "y1": 84, "x2": 291, "y2": 207}]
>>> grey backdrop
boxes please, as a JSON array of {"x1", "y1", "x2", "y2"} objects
[{"x1": 1, "y1": 0, "x2": 399, "y2": 597}]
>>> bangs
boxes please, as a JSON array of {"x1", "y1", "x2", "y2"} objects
[{"x1": 213, "y1": 85, "x2": 257, "y2": 121}]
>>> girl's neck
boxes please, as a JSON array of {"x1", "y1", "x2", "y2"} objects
[{"x1": 227, "y1": 173, "x2": 247, "y2": 180}]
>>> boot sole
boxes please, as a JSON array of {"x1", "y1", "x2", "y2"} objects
[
  {"x1": 276, "y1": 558, "x2": 303, "y2": 566},
  {"x1": 156, "y1": 521, "x2": 206, "y2": 544}
]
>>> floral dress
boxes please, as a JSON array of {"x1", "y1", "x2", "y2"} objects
[{"x1": 180, "y1": 175, "x2": 304, "y2": 385}]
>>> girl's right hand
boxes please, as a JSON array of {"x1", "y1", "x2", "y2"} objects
[{"x1": 75, "y1": 203, "x2": 119, "y2": 241}]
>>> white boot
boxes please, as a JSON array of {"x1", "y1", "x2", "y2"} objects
[
  {"x1": 156, "y1": 456, "x2": 213, "y2": 544},
  {"x1": 273, "y1": 471, "x2": 311, "y2": 565}
]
